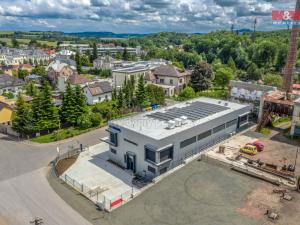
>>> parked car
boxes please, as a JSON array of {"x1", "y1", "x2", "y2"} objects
[
  {"x1": 240, "y1": 144, "x2": 258, "y2": 155},
  {"x1": 247, "y1": 140, "x2": 264, "y2": 152}
]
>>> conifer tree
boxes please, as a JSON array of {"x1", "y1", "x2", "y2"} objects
[
  {"x1": 61, "y1": 83, "x2": 77, "y2": 125},
  {"x1": 12, "y1": 94, "x2": 33, "y2": 135},
  {"x1": 74, "y1": 85, "x2": 87, "y2": 119},
  {"x1": 136, "y1": 75, "x2": 146, "y2": 106},
  {"x1": 117, "y1": 88, "x2": 124, "y2": 109},
  {"x1": 39, "y1": 81, "x2": 60, "y2": 131}
]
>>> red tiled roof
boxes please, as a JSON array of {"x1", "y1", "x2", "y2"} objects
[
  {"x1": 67, "y1": 74, "x2": 89, "y2": 85},
  {"x1": 153, "y1": 65, "x2": 191, "y2": 78},
  {"x1": 87, "y1": 81, "x2": 112, "y2": 96},
  {"x1": 293, "y1": 84, "x2": 300, "y2": 89}
]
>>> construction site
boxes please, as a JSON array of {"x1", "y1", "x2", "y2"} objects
[{"x1": 204, "y1": 1, "x2": 300, "y2": 221}]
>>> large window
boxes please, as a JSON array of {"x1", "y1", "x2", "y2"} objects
[
  {"x1": 180, "y1": 136, "x2": 197, "y2": 148},
  {"x1": 198, "y1": 130, "x2": 212, "y2": 141},
  {"x1": 148, "y1": 166, "x2": 156, "y2": 174},
  {"x1": 110, "y1": 148, "x2": 117, "y2": 154},
  {"x1": 213, "y1": 124, "x2": 225, "y2": 133},
  {"x1": 109, "y1": 132, "x2": 118, "y2": 146},
  {"x1": 226, "y1": 119, "x2": 237, "y2": 128},
  {"x1": 160, "y1": 146, "x2": 173, "y2": 162},
  {"x1": 240, "y1": 115, "x2": 248, "y2": 124},
  {"x1": 145, "y1": 147, "x2": 156, "y2": 163}
]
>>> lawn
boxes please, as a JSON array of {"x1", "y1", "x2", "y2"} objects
[
  {"x1": 197, "y1": 88, "x2": 228, "y2": 99},
  {"x1": 31, "y1": 126, "x2": 101, "y2": 143}
]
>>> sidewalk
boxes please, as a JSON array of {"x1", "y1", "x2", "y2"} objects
[{"x1": 60, "y1": 142, "x2": 140, "y2": 210}]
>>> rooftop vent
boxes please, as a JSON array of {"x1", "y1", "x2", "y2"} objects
[
  {"x1": 224, "y1": 102, "x2": 228, "y2": 106},
  {"x1": 180, "y1": 116, "x2": 188, "y2": 124},
  {"x1": 174, "y1": 118, "x2": 182, "y2": 127},
  {"x1": 218, "y1": 101, "x2": 222, "y2": 104},
  {"x1": 167, "y1": 120, "x2": 176, "y2": 129}
]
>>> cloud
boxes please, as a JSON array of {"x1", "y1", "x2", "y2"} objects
[{"x1": 0, "y1": 0, "x2": 288, "y2": 33}]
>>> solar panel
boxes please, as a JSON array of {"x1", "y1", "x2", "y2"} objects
[{"x1": 147, "y1": 101, "x2": 229, "y2": 122}]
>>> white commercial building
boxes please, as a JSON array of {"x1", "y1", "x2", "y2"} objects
[{"x1": 105, "y1": 97, "x2": 251, "y2": 179}]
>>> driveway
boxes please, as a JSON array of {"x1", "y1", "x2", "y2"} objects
[{"x1": 0, "y1": 126, "x2": 108, "y2": 225}]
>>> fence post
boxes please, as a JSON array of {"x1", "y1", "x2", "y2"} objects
[{"x1": 64, "y1": 174, "x2": 67, "y2": 182}]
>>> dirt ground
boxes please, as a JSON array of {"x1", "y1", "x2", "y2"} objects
[
  {"x1": 244, "y1": 129, "x2": 300, "y2": 177},
  {"x1": 0, "y1": 216, "x2": 9, "y2": 225},
  {"x1": 56, "y1": 155, "x2": 79, "y2": 176},
  {"x1": 237, "y1": 182, "x2": 300, "y2": 225}
]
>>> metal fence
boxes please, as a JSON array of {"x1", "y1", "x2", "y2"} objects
[{"x1": 61, "y1": 173, "x2": 136, "y2": 211}]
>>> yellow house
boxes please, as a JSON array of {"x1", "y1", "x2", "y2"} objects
[{"x1": 0, "y1": 102, "x2": 13, "y2": 125}]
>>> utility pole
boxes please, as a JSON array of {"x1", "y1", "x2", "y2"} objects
[
  {"x1": 253, "y1": 17, "x2": 257, "y2": 33},
  {"x1": 231, "y1": 24, "x2": 234, "y2": 33},
  {"x1": 251, "y1": 18, "x2": 257, "y2": 41}
]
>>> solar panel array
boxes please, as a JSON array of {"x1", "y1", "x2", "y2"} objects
[{"x1": 147, "y1": 101, "x2": 229, "y2": 122}]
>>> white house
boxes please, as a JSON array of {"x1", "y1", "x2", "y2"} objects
[{"x1": 83, "y1": 81, "x2": 113, "y2": 105}]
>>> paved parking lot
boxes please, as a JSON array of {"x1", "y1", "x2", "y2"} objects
[{"x1": 52, "y1": 160, "x2": 261, "y2": 225}]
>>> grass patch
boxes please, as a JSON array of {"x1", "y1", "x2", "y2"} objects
[
  {"x1": 0, "y1": 38, "x2": 57, "y2": 47},
  {"x1": 197, "y1": 89, "x2": 228, "y2": 99},
  {"x1": 31, "y1": 126, "x2": 100, "y2": 143},
  {"x1": 258, "y1": 128, "x2": 271, "y2": 136},
  {"x1": 272, "y1": 117, "x2": 291, "y2": 126}
]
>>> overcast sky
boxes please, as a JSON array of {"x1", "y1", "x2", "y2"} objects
[{"x1": 0, "y1": 0, "x2": 295, "y2": 33}]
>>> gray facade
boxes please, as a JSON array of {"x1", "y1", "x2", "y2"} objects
[{"x1": 106, "y1": 97, "x2": 251, "y2": 179}]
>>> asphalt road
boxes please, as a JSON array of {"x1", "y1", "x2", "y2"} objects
[{"x1": 0, "y1": 126, "x2": 108, "y2": 225}]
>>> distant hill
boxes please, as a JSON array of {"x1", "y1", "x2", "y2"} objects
[
  {"x1": 237, "y1": 29, "x2": 253, "y2": 33},
  {"x1": 64, "y1": 32, "x2": 149, "y2": 38}
]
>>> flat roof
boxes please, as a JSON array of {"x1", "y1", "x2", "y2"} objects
[{"x1": 110, "y1": 97, "x2": 250, "y2": 140}]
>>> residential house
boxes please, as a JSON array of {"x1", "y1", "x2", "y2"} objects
[
  {"x1": 58, "y1": 74, "x2": 89, "y2": 92},
  {"x1": 83, "y1": 81, "x2": 113, "y2": 105},
  {"x1": 0, "y1": 65, "x2": 19, "y2": 76},
  {"x1": 0, "y1": 74, "x2": 25, "y2": 96},
  {"x1": 25, "y1": 74, "x2": 43, "y2": 85},
  {"x1": 151, "y1": 65, "x2": 192, "y2": 97},
  {"x1": 18, "y1": 64, "x2": 33, "y2": 73},
  {"x1": 0, "y1": 101, "x2": 13, "y2": 126},
  {"x1": 47, "y1": 60, "x2": 76, "y2": 86},
  {"x1": 112, "y1": 59, "x2": 168, "y2": 88}
]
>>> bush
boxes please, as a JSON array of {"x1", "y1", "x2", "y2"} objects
[
  {"x1": 178, "y1": 86, "x2": 195, "y2": 101},
  {"x1": 77, "y1": 115, "x2": 92, "y2": 129},
  {"x1": 90, "y1": 113, "x2": 102, "y2": 127}
]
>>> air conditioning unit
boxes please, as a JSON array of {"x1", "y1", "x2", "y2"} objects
[
  {"x1": 174, "y1": 118, "x2": 182, "y2": 127},
  {"x1": 180, "y1": 116, "x2": 188, "y2": 124},
  {"x1": 167, "y1": 120, "x2": 176, "y2": 129}
]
